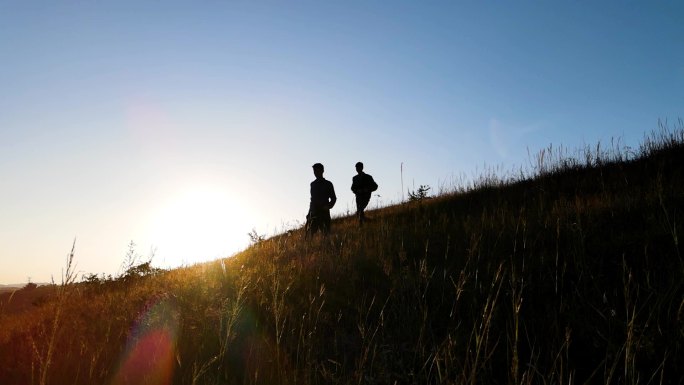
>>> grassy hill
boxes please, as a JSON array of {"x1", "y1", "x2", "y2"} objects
[{"x1": 1, "y1": 128, "x2": 682, "y2": 385}]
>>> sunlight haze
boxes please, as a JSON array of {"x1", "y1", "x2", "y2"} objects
[{"x1": 1, "y1": 1, "x2": 682, "y2": 284}]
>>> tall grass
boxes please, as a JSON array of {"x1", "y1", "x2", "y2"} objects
[
  {"x1": 28, "y1": 240, "x2": 78, "y2": 385},
  {"x1": 0, "y1": 124, "x2": 683, "y2": 384}
]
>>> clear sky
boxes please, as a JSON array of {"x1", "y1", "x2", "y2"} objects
[{"x1": 1, "y1": 1, "x2": 682, "y2": 284}]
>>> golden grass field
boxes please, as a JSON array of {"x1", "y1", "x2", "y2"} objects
[{"x1": 1, "y1": 127, "x2": 683, "y2": 384}]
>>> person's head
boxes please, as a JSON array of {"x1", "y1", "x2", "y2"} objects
[
  {"x1": 312, "y1": 163, "x2": 324, "y2": 178},
  {"x1": 355, "y1": 161, "x2": 364, "y2": 173}
]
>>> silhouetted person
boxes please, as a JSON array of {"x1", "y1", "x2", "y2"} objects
[
  {"x1": 306, "y1": 163, "x2": 337, "y2": 237},
  {"x1": 351, "y1": 162, "x2": 378, "y2": 225}
]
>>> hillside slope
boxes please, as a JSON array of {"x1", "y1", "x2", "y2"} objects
[{"x1": 0, "y1": 130, "x2": 682, "y2": 385}]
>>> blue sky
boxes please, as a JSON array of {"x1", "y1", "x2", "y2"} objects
[{"x1": 1, "y1": 1, "x2": 682, "y2": 284}]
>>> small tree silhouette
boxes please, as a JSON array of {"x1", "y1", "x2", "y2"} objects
[
  {"x1": 23, "y1": 282, "x2": 38, "y2": 291},
  {"x1": 123, "y1": 261, "x2": 162, "y2": 280},
  {"x1": 408, "y1": 185, "x2": 431, "y2": 202}
]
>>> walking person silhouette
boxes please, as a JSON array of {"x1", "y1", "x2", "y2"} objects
[
  {"x1": 306, "y1": 163, "x2": 337, "y2": 237},
  {"x1": 351, "y1": 162, "x2": 378, "y2": 225}
]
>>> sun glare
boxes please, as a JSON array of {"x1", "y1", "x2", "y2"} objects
[{"x1": 147, "y1": 184, "x2": 252, "y2": 268}]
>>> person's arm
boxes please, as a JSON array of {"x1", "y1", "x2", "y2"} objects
[
  {"x1": 369, "y1": 175, "x2": 378, "y2": 192},
  {"x1": 351, "y1": 176, "x2": 359, "y2": 194},
  {"x1": 328, "y1": 182, "x2": 337, "y2": 209}
]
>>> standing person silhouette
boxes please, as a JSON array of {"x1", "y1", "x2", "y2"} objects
[
  {"x1": 306, "y1": 163, "x2": 337, "y2": 237},
  {"x1": 351, "y1": 162, "x2": 378, "y2": 225}
]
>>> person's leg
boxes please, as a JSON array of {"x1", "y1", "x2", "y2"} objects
[
  {"x1": 307, "y1": 210, "x2": 321, "y2": 238},
  {"x1": 355, "y1": 200, "x2": 362, "y2": 224},
  {"x1": 322, "y1": 209, "x2": 331, "y2": 234},
  {"x1": 357, "y1": 196, "x2": 370, "y2": 225},
  {"x1": 305, "y1": 210, "x2": 312, "y2": 238}
]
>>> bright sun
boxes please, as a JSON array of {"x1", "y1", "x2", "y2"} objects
[{"x1": 147, "y1": 184, "x2": 252, "y2": 268}]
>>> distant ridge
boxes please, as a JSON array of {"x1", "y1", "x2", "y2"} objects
[
  {"x1": 0, "y1": 284, "x2": 23, "y2": 289},
  {"x1": 0, "y1": 283, "x2": 49, "y2": 289}
]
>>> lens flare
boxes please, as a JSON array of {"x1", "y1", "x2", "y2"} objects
[{"x1": 110, "y1": 297, "x2": 180, "y2": 385}]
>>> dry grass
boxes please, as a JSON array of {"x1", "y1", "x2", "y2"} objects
[{"x1": 1, "y1": 124, "x2": 683, "y2": 384}]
